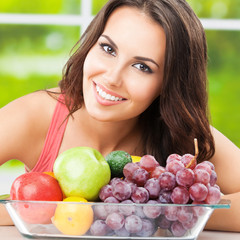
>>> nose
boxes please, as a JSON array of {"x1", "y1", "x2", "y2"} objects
[{"x1": 102, "y1": 63, "x2": 124, "y2": 88}]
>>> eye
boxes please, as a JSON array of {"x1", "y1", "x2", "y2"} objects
[
  {"x1": 133, "y1": 63, "x2": 153, "y2": 73},
  {"x1": 100, "y1": 43, "x2": 116, "y2": 57}
]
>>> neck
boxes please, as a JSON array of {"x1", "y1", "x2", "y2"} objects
[{"x1": 76, "y1": 107, "x2": 142, "y2": 156}]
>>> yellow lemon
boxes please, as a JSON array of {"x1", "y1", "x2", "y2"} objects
[
  {"x1": 131, "y1": 155, "x2": 141, "y2": 163},
  {"x1": 52, "y1": 196, "x2": 93, "y2": 235}
]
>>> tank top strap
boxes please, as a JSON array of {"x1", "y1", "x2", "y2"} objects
[{"x1": 30, "y1": 94, "x2": 69, "y2": 172}]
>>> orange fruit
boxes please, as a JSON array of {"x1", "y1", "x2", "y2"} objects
[
  {"x1": 52, "y1": 196, "x2": 93, "y2": 235},
  {"x1": 44, "y1": 172, "x2": 55, "y2": 178},
  {"x1": 131, "y1": 155, "x2": 141, "y2": 163}
]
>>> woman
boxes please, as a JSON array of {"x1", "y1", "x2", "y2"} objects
[{"x1": 0, "y1": 0, "x2": 240, "y2": 231}]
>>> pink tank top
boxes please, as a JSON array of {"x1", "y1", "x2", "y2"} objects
[{"x1": 30, "y1": 95, "x2": 69, "y2": 172}]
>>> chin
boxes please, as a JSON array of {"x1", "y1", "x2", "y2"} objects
[{"x1": 87, "y1": 109, "x2": 118, "y2": 122}]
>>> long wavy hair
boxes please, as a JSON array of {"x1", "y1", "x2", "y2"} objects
[{"x1": 59, "y1": 0, "x2": 215, "y2": 165}]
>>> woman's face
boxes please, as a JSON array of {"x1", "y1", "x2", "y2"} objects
[{"x1": 83, "y1": 6, "x2": 166, "y2": 122}]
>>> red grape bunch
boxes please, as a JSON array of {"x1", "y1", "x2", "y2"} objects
[{"x1": 90, "y1": 139, "x2": 221, "y2": 237}]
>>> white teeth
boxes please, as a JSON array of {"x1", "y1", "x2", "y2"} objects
[
  {"x1": 96, "y1": 85, "x2": 123, "y2": 101},
  {"x1": 110, "y1": 96, "x2": 116, "y2": 101}
]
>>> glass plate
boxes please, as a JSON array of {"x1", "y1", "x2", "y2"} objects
[{"x1": 0, "y1": 197, "x2": 230, "y2": 240}]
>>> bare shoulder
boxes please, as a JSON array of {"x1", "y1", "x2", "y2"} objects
[
  {"x1": 2, "y1": 88, "x2": 59, "y2": 112},
  {"x1": 0, "y1": 88, "x2": 61, "y2": 167},
  {"x1": 210, "y1": 126, "x2": 240, "y2": 193}
]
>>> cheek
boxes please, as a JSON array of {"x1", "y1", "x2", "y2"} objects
[
  {"x1": 83, "y1": 44, "x2": 101, "y2": 74},
  {"x1": 83, "y1": 52, "x2": 94, "y2": 78},
  {"x1": 130, "y1": 80, "x2": 161, "y2": 104}
]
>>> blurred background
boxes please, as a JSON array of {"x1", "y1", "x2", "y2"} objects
[{"x1": 0, "y1": 0, "x2": 239, "y2": 194}]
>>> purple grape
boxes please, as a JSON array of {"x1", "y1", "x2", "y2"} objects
[
  {"x1": 132, "y1": 168, "x2": 149, "y2": 186},
  {"x1": 114, "y1": 226, "x2": 130, "y2": 237},
  {"x1": 177, "y1": 206, "x2": 193, "y2": 223},
  {"x1": 112, "y1": 181, "x2": 132, "y2": 201},
  {"x1": 99, "y1": 184, "x2": 113, "y2": 201},
  {"x1": 182, "y1": 215, "x2": 198, "y2": 230},
  {"x1": 166, "y1": 159, "x2": 185, "y2": 175},
  {"x1": 106, "y1": 212, "x2": 125, "y2": 230},
  {"x1": 90, "y1": 219, "x2": 110, "y2": 236},
  {"x1": 143, "y1": 200, "x2": 162, "y2": 219},
  {"x1": 123, "y1": 163, "x2": 140, "y2": 181},
  {"x1": 93, "y1": 205, "x2": 108, "y2": 219},
  {"x1": 104, "y1": 196, "x2": 119, "y2": 214},
  {"x1": 170, "y1": 221, "x2": 187, "y2": 237},
  {"x1": 104, "y1": 196, "x2": 119, "y2": 203},
  {"x1": 136, "y1": 218, "x2": 156, "y2": 237},
  {"x1": 158, "y1": 190, "x2": 172, "y2": 203},
  {"x1": 176, "y1": 168, "x2": 195, "y2": 188},
  {"x1": 166, "y1": 154, "x2": 181, "y2": 164},
  {"x1": 205, "y1": 186, "x2": 221, "y2": 204},
  {"x1": 140, "y1": 155, "x2": 160, "y2": 172},
  {"x1": 125, "y1": 180, "x2": 138, "y2": 193},
  {"x1": 209, "y1": 170, "x2": 217, "y2": 186},
  {"x1": 144, "y1": 178, "x2": 161, "y2": 199},
  {"x1": 134, "y1": 206, "x2": 146, "y2": 218},
  {"x1": 194, "y1": 169, "x2": 210, "y2": 185},
  {"x1": 110, "y1": 177, "x2": 123, "y2": 186},
  {"x1": 171, "y1": 186, "x2": 189, "y2": 204},
  {"x1": 150, "y1": 166, "x2": 166, "y2": 179},
  {"x1": 164, "y1": 205, "x2": 178, "y2": 221},
  {"x1": 124, "y1": 215, "x2": 143, "y2": 233},
  {"x1": 118, "y1": 199, "x2": 135, "y2": 216},
  {"x1": 194, "y1": 162, "x2": 212, "y2": 175},
  {"x1": 213, "y1": 184, "x2": 220, "y2": 190},
  {"x1": 189, "y1": 183, "x2": 208, "y2": 202},
  {"x1": 202, "y1": 160, "x2": 215, "y2": 170},
  {"x1": 192, "y1": 202, "x2": 207, "y2": 216},
  {"x1": 157, "y1": 215, "x2": 172, "y2": 229},
  {"x1": 180, "y1": 154, "x2": 196, "y2": 169},
  {"x1": 158, "y1": 172, "x2": 176, "y2": 191},
  {"x1": 131, "y1": 187, "x2": 149, "y2": 203}
]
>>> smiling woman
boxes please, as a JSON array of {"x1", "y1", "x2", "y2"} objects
[{"x1": 0, "y1": 0, "x2": 240, "y2": 231}]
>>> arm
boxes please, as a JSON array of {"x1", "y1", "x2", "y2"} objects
[
  {"x1": 0, "y1": 204, "x2": 13, "y2": 225},
  {"x1": 205, "y1": 127, "x2": 240, "y2": 231}
]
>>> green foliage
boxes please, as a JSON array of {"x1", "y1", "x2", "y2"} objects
[
  {"x1": 206, "y1": 29, "x2": 240, "y2": 147},
  {"x1": 0, "y1": 0, "x2": 80, "y2": 14},
  {"x1": 206, "y1": 30, "x2": 240, "y2": 72},
  {"x1": 0, "y1": 0, "x2": 62, "y2": 13},
  {"x1": 208, "y1": 70, "x2": 240, "y2": 147},
  {"x1": 187, "y1": 0, "x2": 240, "y2": 18},
  {"x1": 0, "y1": 25, "x2": 80, "y2": 54},
  {"x1": 92, "y1": 0, "x2": 108, "y2": 15},
  {"x1": 0, "y1": 73, "x2": 59, "y2": 107}
]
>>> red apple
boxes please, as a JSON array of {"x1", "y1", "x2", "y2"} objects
[{"x1": 10, "y1": 172, "x2": 63, "y2": 224}]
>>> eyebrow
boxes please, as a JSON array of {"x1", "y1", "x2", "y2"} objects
[
  {"x1": 101, "y1": 34, "x2": 118, "y2": 50},
  {"x1": 101, "y1": 34, "x2": 159, "y2": 68},
  {"x1": 134, "y1": 56, "x2": 160, "y2": 68}
]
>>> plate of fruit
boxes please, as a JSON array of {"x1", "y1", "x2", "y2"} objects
[{"x1": 1, "y1": 139, "x2": 230, "y2": 239}]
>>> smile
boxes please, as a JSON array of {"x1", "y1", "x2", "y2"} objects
[{"x1": 96, "y1": 85, "x2": 124, "y2": 102}]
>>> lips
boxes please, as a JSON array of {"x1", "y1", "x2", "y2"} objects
[
  {"x1": 94, "y1": 82, "x2": 126, "y2": 102},
  {"x1": 96, "y1": 85, "x2": 124, "y2": 102}
]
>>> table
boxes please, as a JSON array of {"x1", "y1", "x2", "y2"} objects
[{"x1": 1, "y1": 226, "x2": 240, "y2": 240}]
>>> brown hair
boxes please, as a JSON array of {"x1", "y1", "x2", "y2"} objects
[{"x1": 59, "y1": 0, "x2": 215, "y2": 165}]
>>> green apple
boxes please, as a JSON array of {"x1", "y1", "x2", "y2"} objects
[{"x1": 53, "y1": 147, "x2": 111, "y2": 201}]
